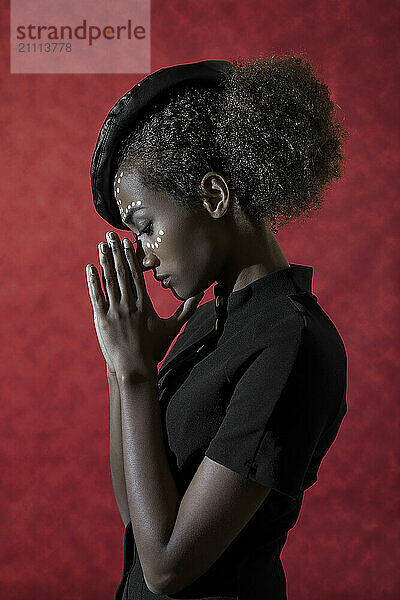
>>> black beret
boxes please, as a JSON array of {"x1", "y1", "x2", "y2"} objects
[{"x1": 90, "y1": 58, "x2": 235, "y2": 230}]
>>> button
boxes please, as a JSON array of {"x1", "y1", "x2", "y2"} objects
[
  {"x1": 196, "y1": 344, "x2": 205, "y2": 353},
  {"x1": 215, "y1": 296, "x2": 220, "y2": 307},
  {"x1": 215, "y1": 318, "x2": 219, "y2": 330}
]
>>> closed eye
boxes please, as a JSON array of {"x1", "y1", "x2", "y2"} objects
[{"x1": 138, "y1": 222, "x2": 153, "y2": 238}]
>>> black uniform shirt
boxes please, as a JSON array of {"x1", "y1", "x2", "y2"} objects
[{"x1": 114, "y1": 263, "x2": 348, "y2": 600}]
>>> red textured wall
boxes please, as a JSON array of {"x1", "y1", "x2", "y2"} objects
[{"x1": 1, "y1": 1, "x2": 399, "y2": 598}]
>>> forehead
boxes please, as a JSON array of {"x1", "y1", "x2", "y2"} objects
[
  {"x1": 114, "y1": 169, "x2": 155, "y2": 206},
  {"x1": 113, "y1": 168, "x2": 190, "y2": 219}
]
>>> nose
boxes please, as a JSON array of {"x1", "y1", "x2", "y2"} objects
[{"x1": 135, "y1": 240, "x2": 159, "y2": 273}]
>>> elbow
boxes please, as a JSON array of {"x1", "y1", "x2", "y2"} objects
[
  {"x1": 152, "y1": 564, "x2": 191, "y2": 595},
  {"x1": 142, "y1": 549, "x2": 176, "y2": 595},
  {"x1": 143, "y1": 546, "x2": 190, "y2": 595},
  {"x1": 147, "y1": 551, "x2": 200, "y2": 595},
  {"x1": 145, "y1": 570, "x2": 176, "y2": 595}
]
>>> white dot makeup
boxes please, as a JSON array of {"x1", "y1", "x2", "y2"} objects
[{"x1": 114, "y1": 171, "x2": 166, "y2": 250}]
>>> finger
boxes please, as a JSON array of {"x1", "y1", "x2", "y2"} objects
[
  {"x1": 98, "y1": 241, "x2": 120, "y2": 308},
  {"x1": 122, "y1": 237, "x2": 146, "y2": 310},
  {"x1": 172, "y1": 292, "x2": 205, "y2": 327},
  {"x1": 134, "y1": 241, "x2": 147, "y2": 271},
  {"x1": 106, "y1": 231, "x2": 136, "y2": 307},
  {"x1": 100, "y1": 264, "x2": 110, "y2": 308},
  {"x1": 85, "y1": 264, "x2": 107, "y2": 314},
  {"x1": 134, "y1": 240, "x2": 154, "y2": 274}
]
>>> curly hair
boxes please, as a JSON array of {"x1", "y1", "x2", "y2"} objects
[{"x1": 115, "y1": 52, "x2": 349, "y2": 232}]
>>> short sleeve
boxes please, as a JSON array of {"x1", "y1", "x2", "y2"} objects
[{"x1": 204, "y1": 326, "x2": 324, "y2": 502}]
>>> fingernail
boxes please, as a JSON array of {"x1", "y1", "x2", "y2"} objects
[
  {"x1": 123, "y1": 239, "x2": 130, "y2": 248},
  {"x1": 101, "y1": 242, "x2": 108, "y2": 254}
]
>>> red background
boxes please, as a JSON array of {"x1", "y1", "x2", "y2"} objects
[{"x1": 1, "y1": 0, "x2": 399, "y2": 598}]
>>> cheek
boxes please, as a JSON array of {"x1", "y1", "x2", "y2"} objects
[
  {"x1": 144, "y1": 227, "x2": 166, "y2": 251},
  {"x1": 172, "y1": 220, "x2": 209, "y2": 266}
]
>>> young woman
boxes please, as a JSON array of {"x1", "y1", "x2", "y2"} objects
[{"x1": 86, "y1": 55, "x2": 349, "y2": 600}]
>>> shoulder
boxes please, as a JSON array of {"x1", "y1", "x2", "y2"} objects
[
  {"x1": 222, "y1": 296, "x2": 307, "y2": 382},
  {"x1": 234, "y1": 294, "x2": 307, "y2": 351}
]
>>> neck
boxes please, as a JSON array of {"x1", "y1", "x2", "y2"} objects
[{"x1": 216, "y1": 223, "x2": 290, "y2": 293}]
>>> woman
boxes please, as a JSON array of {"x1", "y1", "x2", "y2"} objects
[{"x1": 86, "y1": 55, "x2": 349, "y2": 600}]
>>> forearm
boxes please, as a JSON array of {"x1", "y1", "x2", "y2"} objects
[
  {"x1": 108, "y1": 367, "x2": 131, "y2": 527},
  {"x1": 117, "y1": 369, "x2": 182, "y2": 592}
]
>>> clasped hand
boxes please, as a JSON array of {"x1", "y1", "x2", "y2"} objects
[{"x1": 85, "y1": 231, "x2": 204, "y2": 378}]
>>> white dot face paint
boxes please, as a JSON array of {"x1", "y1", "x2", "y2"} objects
[
  {"x1": 136, "y1": 228, "x2": 167, "y2": 252},
  {"x1": 113, "y1": 172, "x2": 168, "y2": 252},
  {"x1": 150, "y1": 229, "x2": 166, "y2": 251}
]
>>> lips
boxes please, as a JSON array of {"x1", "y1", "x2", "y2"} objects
[{"x1": 154, "y1": 272, "x2": 170, "y2": 282}]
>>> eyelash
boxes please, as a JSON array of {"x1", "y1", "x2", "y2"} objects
[{"x1": 137, "y1": 222, "x2": 153, "y2": 238}]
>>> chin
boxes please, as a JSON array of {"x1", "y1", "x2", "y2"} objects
[
  {"x1": 170, "y1": 282, "x2": 199, "y2": 302},
  {"x1": 170, "y1": 287, "x2": 185, "y2": 301}
]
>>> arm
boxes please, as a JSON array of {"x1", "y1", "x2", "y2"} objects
[
  {"x1": 108, "y1": 365, "x2": 131, "y2": 527},
  {"x1": 118, "y1": 371, "x2": 271, "y2": 595},
  {"x1": 87, "y1": 235, "x2": 270, "y2": 595}
]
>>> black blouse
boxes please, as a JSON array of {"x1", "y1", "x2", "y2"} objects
[{"x1": 114, "y1": 263, "x2": 348, "y2": 600}]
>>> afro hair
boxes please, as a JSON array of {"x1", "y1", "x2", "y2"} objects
[{"x1": 116, "y1": 52, "x2": 349, "y2": 233}]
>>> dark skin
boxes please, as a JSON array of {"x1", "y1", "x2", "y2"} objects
[
  {"x1": 121, "y1": 167, "x2": 290, "y2": 299},
  {"x1": 85, "y1": 168, "x2": 290, "y2": 594}
]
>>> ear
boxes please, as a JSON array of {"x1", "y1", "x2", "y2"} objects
[{"x1": 200, "y1": 172, "x2": 230, "y2": 218}]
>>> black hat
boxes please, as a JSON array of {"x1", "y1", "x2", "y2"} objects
[{"x1": 90, "y1": 59, "x2": 235, "y2": 230}]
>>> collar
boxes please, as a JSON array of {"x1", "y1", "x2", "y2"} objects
[
  {"x1": 157, "y1": 264, "x2": 314, "y2": 382},
  {"x1": 213, "y1": 263, "x2": 314, "y2": 320}
]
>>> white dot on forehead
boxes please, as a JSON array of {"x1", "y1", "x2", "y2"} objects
[
  {"x1": 116, "y1": 188, "x2": 119, "y2": 194},
  {"x1": 159, "y1": 229, "x2": 164, "y2": 235},
  {"x1": 156, "y1": 237, "x2": 161, "y2": 242},
  {"x1": 117, "y1": 178, "x2": 121, "y2": 183},
  {"x1": 146, "y1": 242, "x2": 151, "y2": 248}
]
